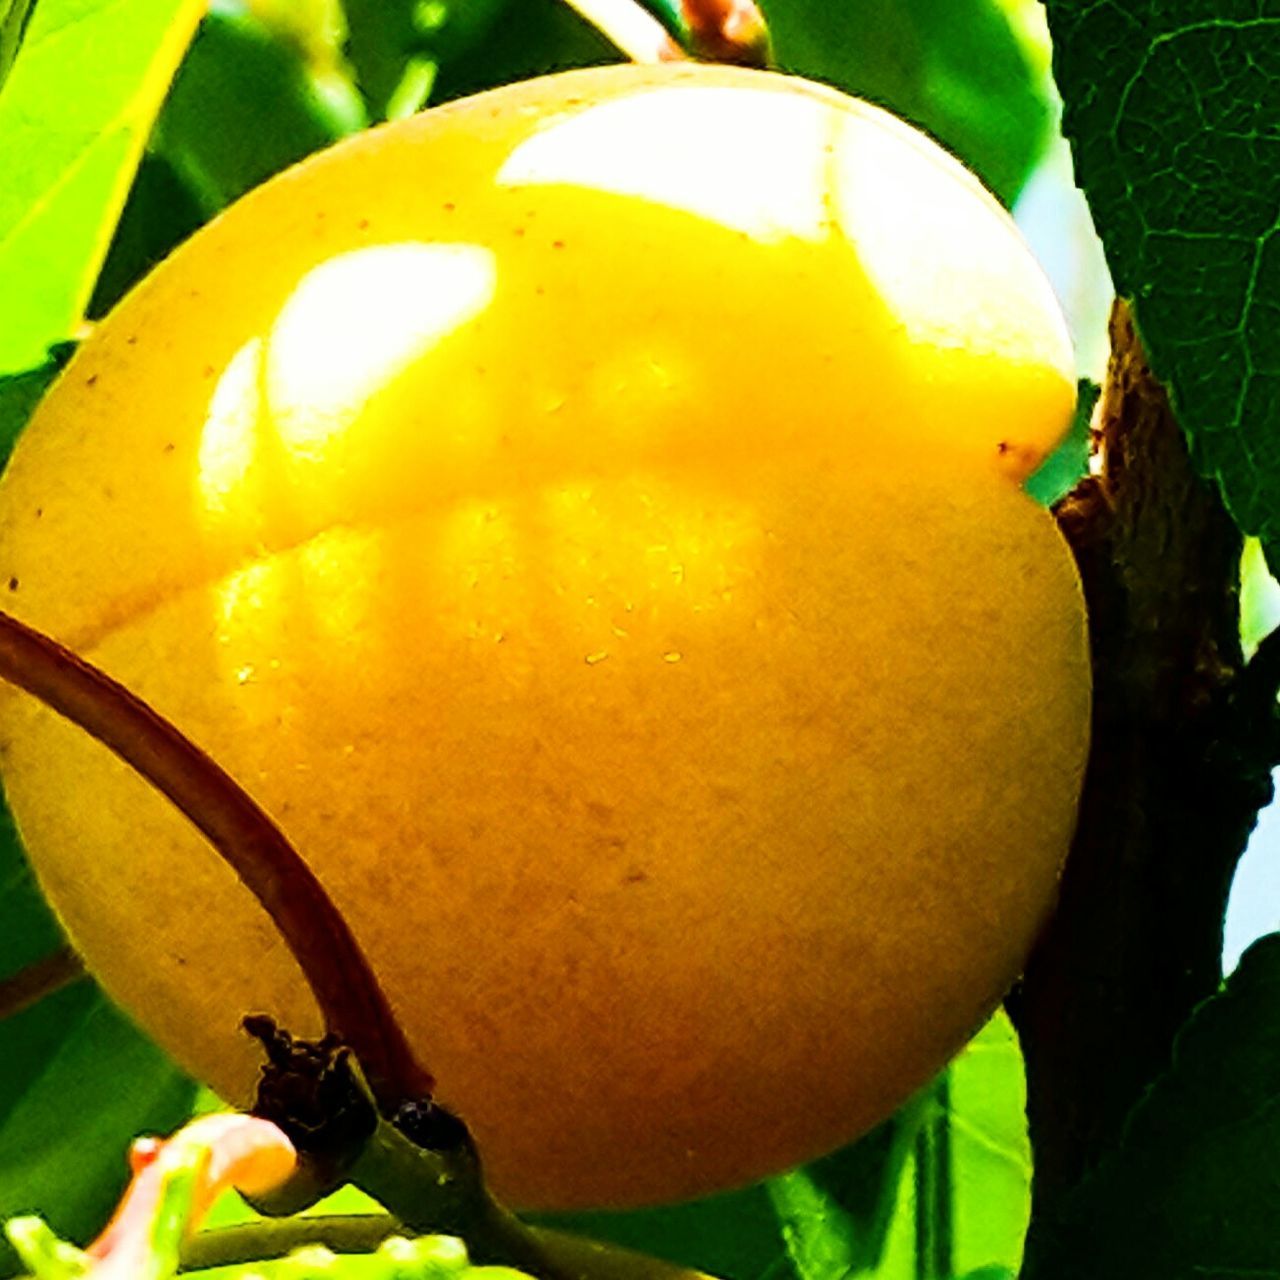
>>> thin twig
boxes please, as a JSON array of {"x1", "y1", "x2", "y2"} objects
[
  {"x1": 181, "y1": 1215, "x2": 403, "y2": 1271},
  {"x1": 0, "y1": 608, "x2": 431, "y2": 1113},
  {"x1": 561, "y1": 0, "x2": 686, "y2": 63},
  {"x1": 0, "y1": 945, "x2": 86, "y2": 1021}
]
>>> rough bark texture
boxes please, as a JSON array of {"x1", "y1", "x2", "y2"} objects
[{"x1": 1007, "y1": 300, "x2": 1278, "y2": 1244}]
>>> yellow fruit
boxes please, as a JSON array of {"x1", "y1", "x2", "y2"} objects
[{"x1": 0, "y1": 63, "x2": 1089, "y2": 1209}]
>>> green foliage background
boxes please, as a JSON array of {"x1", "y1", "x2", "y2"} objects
[{"x1": 0, "y1": 1, "x2": 1277, "y2": 1277}]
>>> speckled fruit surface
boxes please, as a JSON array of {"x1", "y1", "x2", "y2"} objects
[{"x1": 0, "y1": 63, "x2": 1089, "y2": 1209}]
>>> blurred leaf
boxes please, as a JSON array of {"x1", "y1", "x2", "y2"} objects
[
  {"x1": 530, "y1": 1183, "x2": 795, "y2": 1280},
  {"x1": 153, "y1": 4, "x2": 365, "y2": 218},
  {"x1": 240, "y1": 0, "x2": 349, "y2": 76},
  {"x1": 0, "y1": 0, "x2": 35, "y2": 93},
  {"x1": 1023, "y1": 932, "x2": 1280, "y2": 1280},
  {"x1": 0, "y1": 987, "x2": 195, "y2": 1277},
  {"x1": 0, "y1": 0, "x2": 205, "y2": 375},
  {"x1": 342, "y1": 0, "x2": 512, "y2": 120},
  {"x1": 0, "y1": 359, "x2": 64, "y2": 472},
  {"x1": 767, "y1": 1098, "x2": 926, "y2": 1277},
  {"x1": 1044, "y1": 2, "x2": 1280, "y2": 577},
  {"x1": 87, "y1": 154, "x2": 205, "y2": 318},
  {"x1": 756, "y1": 0, "x2": 1052, "y2": 205},
  {"x1": 0, "y1": 797, "x2": 78, "y2": 1135},
  {"x1": 431, "y1": 0, "x2": 620, "y2": 107}
]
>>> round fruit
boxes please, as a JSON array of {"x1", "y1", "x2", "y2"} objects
[{"x1": 0, "y1": 63, "x2": 1090, "y2": 1209}]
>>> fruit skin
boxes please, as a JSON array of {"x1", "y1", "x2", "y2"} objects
[{"x1": 0, "y1": 63, "x2": 1089, "y2": 1209}]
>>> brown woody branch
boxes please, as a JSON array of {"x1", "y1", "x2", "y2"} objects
[{"x1": 1008, "y1": 301, "x2": 1280, "y2": 1253}]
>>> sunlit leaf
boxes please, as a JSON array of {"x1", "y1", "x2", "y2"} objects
[
  {"x1": 0, "y1": 0, "x2": 205, "y2": 374},
  {"x1": 946, "y1": 1013, "x2": 1031, "y2": 1278}
]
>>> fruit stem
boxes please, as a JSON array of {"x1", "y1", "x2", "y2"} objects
[{"x1": 0, "y1": 608, "x2": 433, "y2": 1113}]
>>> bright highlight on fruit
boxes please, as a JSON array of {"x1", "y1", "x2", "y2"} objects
[{"x1": 0, "y1": 64, "x2": 1090, "y2": 1209}]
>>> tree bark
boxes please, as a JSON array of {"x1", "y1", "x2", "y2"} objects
[{"x1": 1007, "y1": 300, "x2": 1277, "y2": 1244}]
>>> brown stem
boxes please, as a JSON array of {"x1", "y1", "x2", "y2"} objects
[
  {"x1": 0, "y1": 945, "x2": 86, "y2": 1020},
  {"x1": 1007, "y1": 300, "x2": 1275, "y2": 1255},
  {"x1": 0, "y1": 608, "x2": 432, "y2": 1112}
]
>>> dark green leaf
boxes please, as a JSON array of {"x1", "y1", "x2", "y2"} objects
[
  {"x1": 530, "y1": 1183, "x2": 796, "y2": 1280},
  {"x1": 431, "y1": 0, "x2": 621, "y2": 107},
  {"x1": 756, "y1": 0, "x2": 1053, "y2": 205},
  {"x1": 0, "y1": 0, "x2": 205, "y2": 375},
  {"x1": 1044, "y1": 1, "x2": 1280, "y2": 576},
  {"x1": 0, "y1": 360, "x2": 63, "y2": 473},
  {"x1": 0, "y1": 795, "x2": 77, "y2": 1136},
  {"x1": 342, "y1": 0, "x2": 512, "y2": 120},
  {"x1": 1023, "y1": 932, "x2": 1280, "y2": 1280},
  {"x1": 153, "y1": 5, "x2": 364, "y2": 218},
  {"x1": 87, "y1": 156, "x2": 206, "y2": 319}
]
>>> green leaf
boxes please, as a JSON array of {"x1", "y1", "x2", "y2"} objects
[
  {"x1": 1044, "y1": 2, "x2": 1280, "y2": 576},
  {"x1": 945, "y1": 1012, "x2": 1031, "y2": 1278},
  {"x1": 766, "y1": 1098, "x2": 926, "y2": 1277},
  {"x1": 86, "y1": 155, "x2": 205, "y2": 318},
  {"x1": 529, "y1": 1183, "x2": 796, "y2": 1280},
  {"x1": 1024, "y1": 380, "x2": 1098, "y2": 508},
  {"x1": 857, "y1": 1013, "x2": 1031, "y2": 1280},
  {"x1": 0, "y1": 795, "x2": 79, "y2": 1140},
  {"x1": 430, "y1": 0, "x2": 620, "y2": 107},
  {"x1": 756, "y1": 0, "x2": 1053, "y2": 205},
  {"x1": 341, "y1": 0, "x2": 511, "y2": 120},
  {"x1": 0, "y1": 359, "x2": 64, "y2": 473},
  {"x1": 153, "y1": 4, "x2": 365, "y2": 218},
  {"x1": 1023, "y1": 932, "x2": 1280, "y2": 1279},
  {"x1": 0, "y1": 988, "x2": 195, "y2": 1277},
  {"x1": 0, "y1": 0, "x2": 36, "y2": 94},
  {"x1": 0, "y1": 0, "x2": 205, "y2": 375}
]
